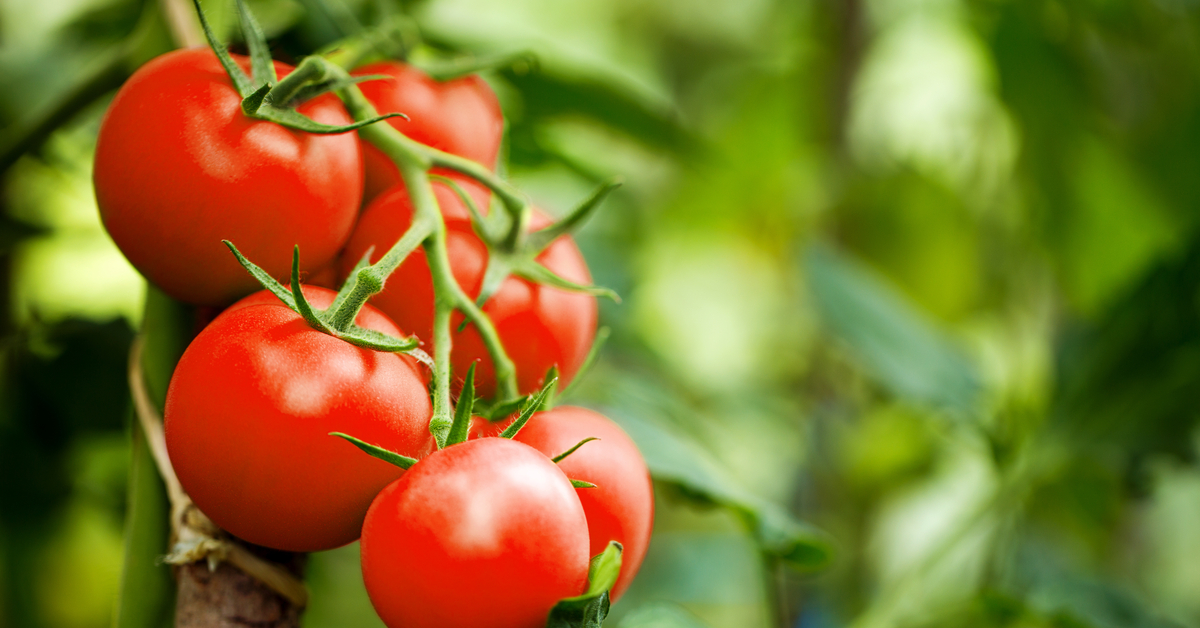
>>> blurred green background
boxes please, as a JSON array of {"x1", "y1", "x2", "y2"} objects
[{"x1": 4, "y1": 0, "x2": 1200, "y2": 626}]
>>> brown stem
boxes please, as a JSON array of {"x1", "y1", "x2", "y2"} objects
[{"x1": 128, "y1": 338, "x2": 309, "y2": 624}]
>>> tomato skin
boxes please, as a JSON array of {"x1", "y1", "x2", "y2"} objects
[
  {"x1": 339, "y1": 184, "x2": 597, "y2": 398},
  {"x1": 94, "y1": 48, "x2": 362, "y2": 306},
  {"x1": 361, "y1": 437, "x2": 589, "y2": 628},
  {"x1": 354, "y1": 61, "x2": 502, "y2": 208},
  {"x1": 164, "y1": 286, "x2": 433, "y2": 552},
  {"x1": 474, "y1": 407, "x2": 653, "y2": 601}
]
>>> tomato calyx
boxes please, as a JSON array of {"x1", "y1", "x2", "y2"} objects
[
  {"x1": 224, "y1": 241, "x2": 428, "y2": 356},
  {"x1": 191, "y1": 0, "x2": 398, "y2": 134},
  {"x1": 546, "y1": 541, "x2": 623, "y2": 628},
  {"x1": 437, "y1": 175, "x2": 624, "y2": 307}
]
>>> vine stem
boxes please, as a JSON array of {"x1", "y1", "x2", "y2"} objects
[
  {"x1": 333, "y1": 63, "x2": 521, "y2": 437},
  {"x1": 127, "y1": 337, "x2": 309, "y2": 608}
]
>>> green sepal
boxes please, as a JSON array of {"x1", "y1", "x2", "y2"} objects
[
  {"x1": 422, "y1": 50, "x2": 539, "y2": 83},
  {"x1": 242, "y1": 88, "x2": 404, "y2": 134},
  {"x1": 224, "y1": 241, "x2": 418, "y2": 354},
  {"x1": 290, "y1": 246, "x2": 336, "y2": 334},
  {"x1": 330, "y1": 432, "x2": 417, "y2": 470},
  {"x1": 235, "y1": 0, "x2": 276, "y2": 87},
  {"x1": 474, "y1": 254, "x2": 514, "y2": 308},
  {"x1": 191, "y1": 0, "x2": 255, "y2": 98},
  {"x1": 526, "y1": 179, "x2": 622, "y2": 252},
  {"x1": 570, "y1": 479, "x2": 597, "y2": 489},
  {"x1": 338, "y1": 326, "x2": 420, "y2": 352},
  {"x1": 556, "y1": 328, "x2": 609, "y2": 402},
  {"x1": 445, "y1": 362, "x2": 477, "y2": 447},
  {"x1": 545, "y1": 542, "x2": 623, "y2": 628},
  {"x1": 552, "y1": 437, "x2": 598, "y2": 463},
  {"x1": 513, "y1": 259, "x2": 620, "y2": 301},
  {"x1": 326, "y1": 246, "x2": 374, "y2": 316},
  {"x1": 476, "y1": 396, "x2": 525, "y2": 422},
  {"x1": 498, "y1": 378, "x2": 557, "y2": 439},
  {"x1": 430, "y1": 174, "x2": 497, "y2": 245},
  {"x1": 223, "y1": 240, "x2": 295, "y2": 308}
]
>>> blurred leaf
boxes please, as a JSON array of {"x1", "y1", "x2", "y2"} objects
[
  {"x1": 1054, "y1": 234, "x2": 1200, "y2": 468},
  {"x1": 498, "y1": 67, "x2": 697, "y2": 156},
  {"x1": 607, "y1": 407, "x2": 833, "y2": 572},
  {"x1": 619, "y1": 602, "x2": 710, "y2": 628},
  {"x1": 805, "y1": 243, "x2": 981, "y2": 416}
]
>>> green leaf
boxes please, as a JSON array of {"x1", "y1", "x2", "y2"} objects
[
  {"x1": 223, "y1": 240, "x2": 295, "y2": 308},
  {"x1": 570, "y1": 479, "x2": 597, "y2": 488},
  {"x1": 805, "y1": 243, "x2": 981, "y2": 416},
  {"x1": 546, "y1": 542, "x2": 622, "y2": 628},
  {"x1": 330, "y1": 432, "x2": 416, "y2": 470},
  {"x1": 421, "y1": 50, "x2": 539, "y2": 82},
  {"x1": 498, "y1": 378, "x2": 557, "y2": 439},
  {"x1": 610, "y1": 409, "x2": 834, "y2": 572}
]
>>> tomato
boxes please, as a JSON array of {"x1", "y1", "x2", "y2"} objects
[
  {"x1": 473, "y1": 407, "x2": 653, "y2": 601},
  {"x1": 361, "y1": 437, "x2": 589, "y2": 628},
  {"x1": 338, "y1": 183, "x2": 598, "y2": 398},
  {"x1": 94, "y1": 48, "x2": 362, "y2": 306},
  {"x1": 164, "y1": 286, "x2": 433, "y2": 551},
  {"x1": 354, "y1": 61, "x2": 502, "y2": 208}
]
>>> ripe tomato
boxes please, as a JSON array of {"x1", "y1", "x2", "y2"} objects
[
  {"x1": 94, "y1": 48, "x2": 362, "y2": 306},
  {"x1": 338, "y1": 183, "x2": 597, "y2": 398},
  {"x1": 473, "y1": 407, "x2": 653, "y2": 601},
  {"x1": 361, "y1": 437, "x2": 589, "y2": 628},
  {"x1": 164, "y1": 286, "x2": 433, "y2": 552},
  {"x1": 353, "y1": 61, "x2": 502, "y2": 208}
]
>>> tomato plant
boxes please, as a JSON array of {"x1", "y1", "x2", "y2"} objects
[
  {"x1": 338, "y1": 182, "x2": 598, "y2": 397},
  {"x1": 360, "y1": 436, "x2": 589, "y2": 628},
  {"x1": 94, "y1": 48, "x2": 363, "y2": 306},
  {"x1": 164, "y1": 285, "x2": 433, "y2": 552},
  {"x1": 354, "y1": 61, "x2": 503, "y2": 207}
]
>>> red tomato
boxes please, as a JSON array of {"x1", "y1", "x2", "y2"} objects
[
  {"x1": 94, "y1": 48, "x2": 363, "y2": 306},
  {"x1": 338, "y1": 183, "x2": 597, "y2": 398},
  {"x1": 164, "y1": 286, "x2": 433, "y2": 551},
  {"x1": 473, "y1": 407, "x2": 653, "y2": 601},
  {"x1": 361, "y1": 437, "x2": 589, "y2": 628},
  {"x1": 354, "y1": 61, "x2": 502, "y2": 208}
]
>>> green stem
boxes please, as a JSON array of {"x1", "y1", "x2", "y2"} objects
[
  {"x1": 266, "y1": 57, "x2": 331, "y2": 105},
  {"x1": 330, "y1": 59, "x2": 521, "y2": 406},
  {"x1": 328, "y1": 218, "x2": 433, "y2": 332},
  {"x1": 426, "y1": 149, "x2": 530, "y2": 249}
]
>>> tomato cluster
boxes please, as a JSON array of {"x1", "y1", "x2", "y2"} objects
[{"x1": 95, "y1": 36, "x2": 651, "y2": 627}]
